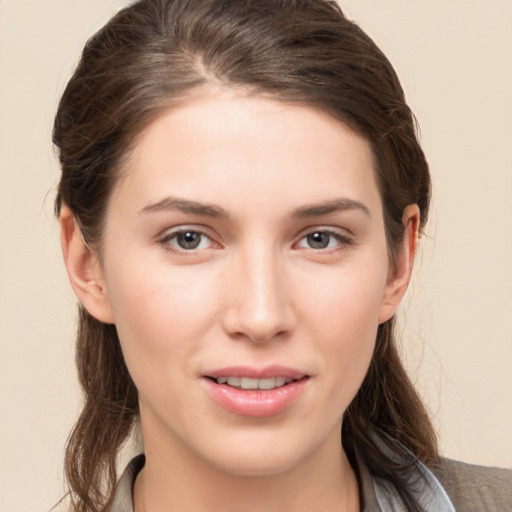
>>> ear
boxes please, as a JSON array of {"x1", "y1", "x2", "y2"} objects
[
  {"x1": 378, "y1": 204, "x2": 420, "y2": 324},
  {"x1": 59, "y1": 205, "x2": 115, "y2": 324}
]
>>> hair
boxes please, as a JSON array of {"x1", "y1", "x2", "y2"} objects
[{"x1": 53, "y1": 1, "x2": 436, "y2": 511}]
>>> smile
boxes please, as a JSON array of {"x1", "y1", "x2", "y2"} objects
[{"x1": 202, "y1": 367, "x2": 309, "y2": 417}]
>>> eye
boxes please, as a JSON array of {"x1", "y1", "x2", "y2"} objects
[
  {"x1": 296, "y1": 230, "x2": 353, "y2": 251},
  {"x1": 159, "y1": 229, "x2": 216, "y2": 252}
]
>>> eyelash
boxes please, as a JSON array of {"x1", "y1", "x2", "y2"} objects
[
  {"x1": 158, "y1": 228, "x2": 218, "y2": 254},
  {"x1": 157, "y1": 227, "x2": 355, "y2": 255},
  {"x1": 295, "y1": 229, "x2": 355, "y2": 253}
]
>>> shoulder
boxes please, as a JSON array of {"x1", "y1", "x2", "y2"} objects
[{"x1": 432, "y1": 458, "x2": 512, "y2": 512}]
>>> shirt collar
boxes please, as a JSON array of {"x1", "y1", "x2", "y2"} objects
[
  {"x1": 354, "y1": 429, "x2": 455, "y2": 512},
  {"x1": 109, "y1": 432, "x2": 455, "y2": 512}
]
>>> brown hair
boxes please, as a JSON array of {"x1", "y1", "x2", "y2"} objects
[{"x1": 54, "y1": 1, "x2": 435, "y2": 510}]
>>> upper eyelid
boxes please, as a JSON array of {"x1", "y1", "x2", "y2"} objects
[
  {"x1": 158, "y1": 225, "x2": 217, "y2": 240},
  {"x1": 296, "y1": 225, "x2": 355, "y2": 239}
]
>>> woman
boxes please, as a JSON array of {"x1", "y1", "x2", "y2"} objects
[{"x1": 54, "y1": 0, "x2": 512, "y2": 511}]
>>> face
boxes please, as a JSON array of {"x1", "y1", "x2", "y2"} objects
[{"x1": 82, "y1": 91, "x2": 410, "y2": 476}]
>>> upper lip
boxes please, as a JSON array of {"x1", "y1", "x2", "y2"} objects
[{"x1": 204, "y1": 365, "x2": 308, "y2": 380}]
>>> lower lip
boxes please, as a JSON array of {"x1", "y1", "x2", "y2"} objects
[{"x1": 202, "y1": 378, "x2": 308, "y2": 417}]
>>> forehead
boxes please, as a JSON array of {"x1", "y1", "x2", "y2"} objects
[{"x1": 111, "y1": 90, "x2": 382, "y2": 218}]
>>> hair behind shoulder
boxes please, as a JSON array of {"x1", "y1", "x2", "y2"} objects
[{"x1": 54, "y1": 1, "x2": 436, "y2": 510}]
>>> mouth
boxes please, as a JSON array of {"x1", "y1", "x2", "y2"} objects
[{"x1": 202, "y1": 366, "x2": 309, "y2": 417}]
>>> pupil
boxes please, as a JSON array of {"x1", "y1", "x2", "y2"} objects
[
  {"x1": 178, "y1": 232, "x2": 200, "y2": 249},
  {"x1": 308, "y1": 232, "x2": 329, "y2": 249}
]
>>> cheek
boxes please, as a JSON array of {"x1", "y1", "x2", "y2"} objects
[
  {"x1": 319, "y1": 283, "x2": 380, "y2": 379},
  {"x1": 103, "y1": 256, "x2": 220, "y2": 376},
  {"x1": 302, "y1": 259, "x2": 388, "y2": 340},
  {"x1": 297, "y1": 258, "x2": 388, "y2": 399}
]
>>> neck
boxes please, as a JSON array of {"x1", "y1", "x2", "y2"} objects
[{"x1": 134, "y1": 420, "x2": 359, "y2": 512}]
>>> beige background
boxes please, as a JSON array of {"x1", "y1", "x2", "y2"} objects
[{"x1": 1, "y1": 0, "x2": 511, "y2": 510}]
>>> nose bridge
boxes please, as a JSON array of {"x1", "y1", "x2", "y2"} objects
[{"x1": 223, "y1": 238, "x2": 294, "y2": 342}]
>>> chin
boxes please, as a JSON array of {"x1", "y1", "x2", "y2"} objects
[
  {"x1": 207, "y1": 449, "x2": 307, "y2": 477},
  {"x1": 195, "y1": 425, "x2": 330, "y2": 478}
]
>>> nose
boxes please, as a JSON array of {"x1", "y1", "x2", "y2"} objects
[{"x1": 222, "y1": 244, "x2": 296, "y2": 344}]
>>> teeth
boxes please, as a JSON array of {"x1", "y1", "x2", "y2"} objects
[
  {"x1": 241, "y1": 377, "x2": 259, "y2": 389},
  {"x1": 257, "y1": 377, "x2": 276, "y2": 390},
  {"x1": 216, "y1": 376, "x2": 295, "y2": 390},
  {"x1": 275, "y1": 377, "x2": 287, "y2": 387}
]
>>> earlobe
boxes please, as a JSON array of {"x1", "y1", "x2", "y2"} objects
[
  {"x1": 378, "y1": 204, "x2": 420, "y2": 324},
  {"x1": 60, "y1": 205, "x2": 115, "y2": 324}
]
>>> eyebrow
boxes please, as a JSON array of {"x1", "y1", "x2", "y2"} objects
[
  {"x1": 292, "y1": 198, "x2": 371, "y2": 219},
  {"x1": 138, "y1": 196, "x2": 370, "y2": 220},
  {"x1": 138, "y1": 197, "x2": 230, "y2": 219}
]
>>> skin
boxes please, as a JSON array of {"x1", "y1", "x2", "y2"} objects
[{"x1": 60, "y1": 90, "x2": 419, "y2": 512}]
